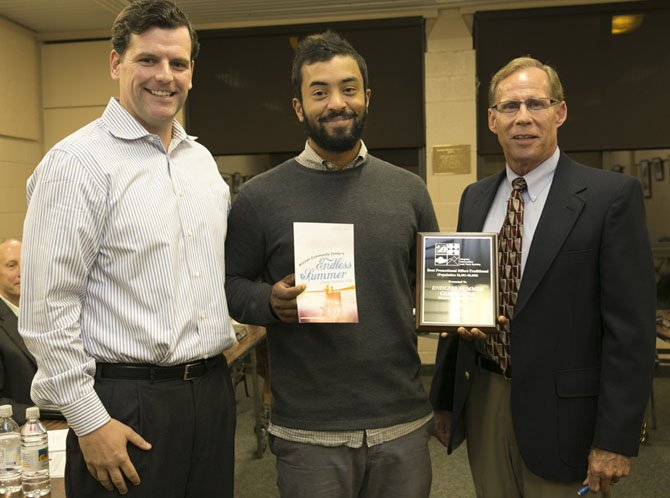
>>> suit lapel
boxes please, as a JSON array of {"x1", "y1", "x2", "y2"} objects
[
  {"x1": 515, "y1": 154, "x2": 586, "y2": 316},
  {"x1": 0, "y1": 300, "x2": 36, "y2": 366},
  {"x1": 462, "y1": 170, "x2": 505, "y2": 231}
]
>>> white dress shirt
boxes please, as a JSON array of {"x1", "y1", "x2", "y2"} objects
[
  {"x1": 20, "y1": 98, "x2": 235, "y2": 435},
  {"x1": 482, "y1": 147, "x2": 560, "y2": 277}
]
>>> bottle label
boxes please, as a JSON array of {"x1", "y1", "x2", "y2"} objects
[
  {"x1": 0, "y1": 439, "x2": 21, "y2": 466},
  {"x1": 21, "y1": 446, "x2": 49, "y2": 473}
]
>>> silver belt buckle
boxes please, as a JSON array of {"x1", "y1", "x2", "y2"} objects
[{"x1": 183, "y1": 361, "x2": 201, "y2": 381}]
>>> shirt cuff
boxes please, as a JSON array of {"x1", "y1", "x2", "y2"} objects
[{"x1": 60, "y1": 389, "x2": 111, "y2": 436}]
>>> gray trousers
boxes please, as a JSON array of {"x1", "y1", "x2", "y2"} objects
[
  {"x1": 465, "y1": 367, "x2": 611, "y2": 498},
  {"x1": 270, "y1": 421, "x2": 433, "y2": 498}
]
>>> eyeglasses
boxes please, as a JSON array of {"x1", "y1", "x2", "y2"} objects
[{"x1": 490, "y1": 98, "x2": 560, "y2": 114}]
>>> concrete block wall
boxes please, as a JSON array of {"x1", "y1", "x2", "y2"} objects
[
  {"x1": 0, "y1": 17, "x2": 42, "y2": 240},
  {"x1": 418, "y1": 9, "x2": 479, "y2": 364},
  {"x1": 42, "y1": 40, "x2": 117, "y2": 152}
]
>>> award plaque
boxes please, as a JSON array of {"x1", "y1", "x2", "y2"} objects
[{"x1": 416, "y1": 232, "x2": 498, "y2": 332}]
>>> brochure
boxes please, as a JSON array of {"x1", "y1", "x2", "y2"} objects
[{"x1": 293, "y1": 222, "x2": 358, "y2": 323}]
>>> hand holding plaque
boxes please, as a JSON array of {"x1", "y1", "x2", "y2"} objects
[{"x1": 416, "y1": 233, "x2": 498, "y2": 333}]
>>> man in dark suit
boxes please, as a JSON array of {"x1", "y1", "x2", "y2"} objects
[
  {"x1": 430, "y1": 57, "x2": 656, "y2": 497},
  {"x1": 0, "y1": 238, "x2": 36, "y2": 425}
]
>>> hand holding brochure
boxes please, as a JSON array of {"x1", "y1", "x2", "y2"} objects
[{"x1": 293, "y1": 222, "x2": 359, "y2": 323}]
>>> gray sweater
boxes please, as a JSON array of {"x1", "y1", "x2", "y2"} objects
[{"x1": 225, "y1": 156, "x2": 439, "y2": 430}]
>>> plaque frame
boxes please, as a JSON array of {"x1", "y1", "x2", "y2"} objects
[{"x1": 416, "y1": 232, "x2": 498, "y2": 332}]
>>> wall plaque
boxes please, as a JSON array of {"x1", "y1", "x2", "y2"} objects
[{"x1": 432, "y1": 144, "x2": 470, "y2": 175}]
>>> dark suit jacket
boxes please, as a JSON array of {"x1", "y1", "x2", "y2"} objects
[
  {"x1": 430, "y1": 152, "x2": 657, "y2": 482},
  {"x1": 0, "y1": 299, "x2": 37, "y2": 425}
]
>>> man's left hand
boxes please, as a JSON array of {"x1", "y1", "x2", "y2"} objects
[
  {"x1": 440, "y1": 316, "x2": 507, "y2": 340},
  {"x1": 583, "y1": 447, "x2": 631, "y2": 493}
]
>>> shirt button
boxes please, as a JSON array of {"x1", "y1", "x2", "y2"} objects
[
  {"x1": 187, "y1": 230, "x2": 193, "y2": 238},
  {"x1": 179, "y1": 192, "x2": 185, "y2": 198},
  {"x1": 464, "y1": 371, "x2": 471, "y2": 381},
  {"x1": 194, "y1": 271, "x2": 200, "y2": 278},
  {"x1": 199, "y1": 312, "x2": 205, "y2": 319}
]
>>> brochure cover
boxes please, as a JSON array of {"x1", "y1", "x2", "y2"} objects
[{"x1": 293, "y1": 222, "x2": 359, "y2": 323}]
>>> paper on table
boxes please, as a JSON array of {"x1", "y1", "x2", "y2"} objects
[
  {"x1": 294, "y1": 222, "x2": 358, "y2": 323},
  {"x1": 47, "y1": 428, "x2": 68, "y2": 478}
]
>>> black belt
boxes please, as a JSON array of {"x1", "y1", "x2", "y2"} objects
[
  {"x1": 476, "y1": 354, "x2": 511, "y2": 379},
  {"x1": 95, "y1": 354, "x2": 225, "y2": 382}
]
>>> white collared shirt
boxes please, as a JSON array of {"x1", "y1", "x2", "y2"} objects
[
  {"x1": 20, "y1": 98, "x2": 236, "y2": 435},
  {"x1": 483, "y1": 147, "x2": 560, "y2": 277},
  {"x1": 295, "y1": 140, "x2": 368, "y2": 171}
]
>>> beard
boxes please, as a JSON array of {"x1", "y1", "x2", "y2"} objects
[{"x1": 302, "y1": 108, "x2": 367, "y2": 153}]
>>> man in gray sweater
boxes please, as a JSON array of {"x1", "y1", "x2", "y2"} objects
[{"x1": 225, "y1": 31, "x2": 438, "y2": 498}]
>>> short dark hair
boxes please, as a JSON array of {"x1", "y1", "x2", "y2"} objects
[
  {"x1": 291, "y1": 30, "x2": 368, "y2": 102},
  {"x1": 111, "y1": 0, "x2": 200, "y2": 60}
]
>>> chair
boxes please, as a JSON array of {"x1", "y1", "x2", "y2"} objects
[
  {"x1": 645, "y1": 274, "x2": 670, "y2": 436},
  {"x1": 648, "y1": 311, "x2": 670, "y2": 436}
]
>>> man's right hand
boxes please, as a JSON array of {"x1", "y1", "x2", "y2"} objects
[
  {"x1": 432, "y1": 410, "x2": 452, "y2": 447},
  {"x1": 78, "y1": 418, "x2": 152, "y2": 495},
  {"x1": 270, "y1": 274, "x2": 306, "y2": 323}
]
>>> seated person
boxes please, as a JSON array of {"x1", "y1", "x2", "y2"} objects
[{"x1": 0, "y1": 239, "x2": 36, "y2": 424}]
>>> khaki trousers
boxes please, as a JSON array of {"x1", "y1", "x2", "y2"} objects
[{"x1": 464, "y1": 367, "x2": 611, "y2": 498}]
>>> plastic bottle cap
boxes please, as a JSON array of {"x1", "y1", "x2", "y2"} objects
[
  {"x1": 25, "y1": 406, "x2": 40, "y2": 420},
  {"x1": 0, "y1": 404, "x2": 12, "y2": 418}
]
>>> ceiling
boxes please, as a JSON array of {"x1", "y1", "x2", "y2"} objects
[
  {"x1": 0, "y1": 0, "x2": 538, "y2": 40},
  {"x1": 0, "y1": 0, "x2": 639, "y2": 41}
]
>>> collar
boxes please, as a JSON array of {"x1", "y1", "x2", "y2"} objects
[
  {"x1": 101, "y1": 97, "x2": 192, "y2": 148},
  {"x1": 0, "y1": 294, "x2": 19, "y2": 317},
  {"x1": 296, "y1": 140, "x2": 368, "y2": 171},
  {"x1": 505, "y1": 147, "x2": 560, "y2": 202}
]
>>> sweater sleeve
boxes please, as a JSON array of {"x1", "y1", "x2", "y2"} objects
[
  {"x1": 418, "y1": 183, "x2": 439, "y2": 233},
  {"x1": 225, "y1": 189, "x2": 278, "y2": 326}
]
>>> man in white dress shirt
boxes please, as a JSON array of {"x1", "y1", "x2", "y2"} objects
[{"x1": 19, "y1": 1, "x2": 236, "y2": 496}]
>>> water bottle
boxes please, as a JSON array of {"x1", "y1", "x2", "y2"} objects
[
  {"x1": 0, "y1": 404, "x2": 22, "y2": 495},
  {"x1": 21, "y1": 406, "x2": 51, "y2": 497}
]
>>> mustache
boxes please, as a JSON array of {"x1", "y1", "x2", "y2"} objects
[{"x1": 319, "y1": 110, "x2": 357, "y2": 123}]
